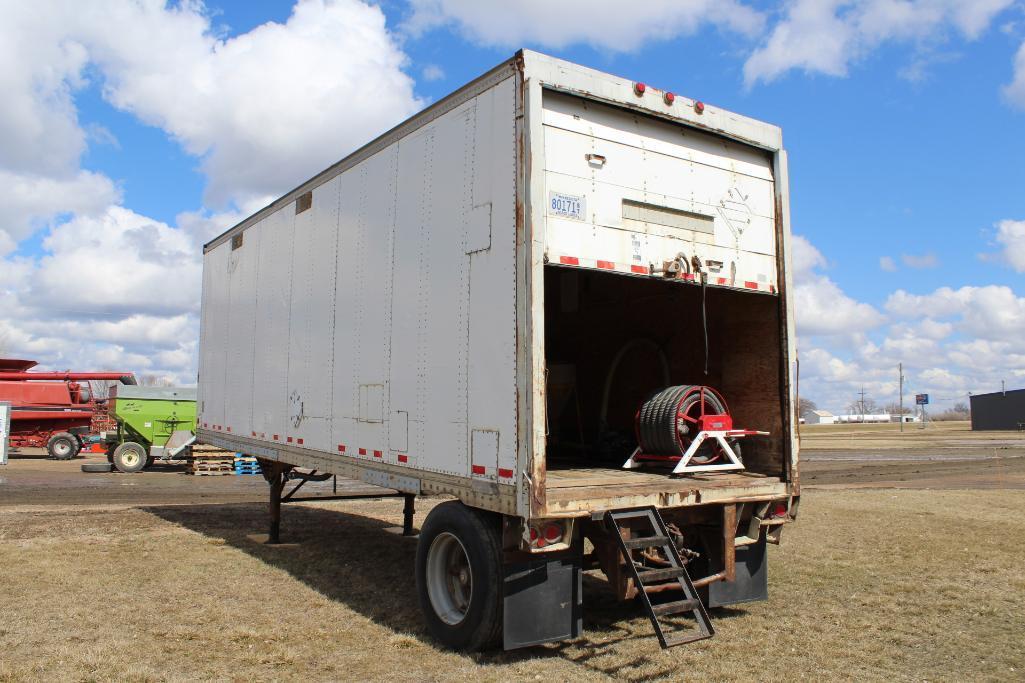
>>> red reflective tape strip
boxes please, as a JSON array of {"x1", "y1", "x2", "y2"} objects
[
  {"x1": 681, "y1": 273, "x2": 696, "y2": 281},
  {"x1": 226, "y1": 427, "x2": 231, "y2": 432},
  {"x1": 716, "y1": 277, "x2": 728, "y2": 285},
  {"x1": 498, "y1": 468, "x2": 514, "y2": 479},
  {"x1": 286, "y1": 437, "x2": 293, "y2": 443},
  {"x1": 297, "y1": 438, "x2": 304, "y2": 445},
  {"x1": 471, "y1": 464, "x2": 486, "y2": 475},
  {"x1": 559, "y1": 255, "x2": 579, "y2": 265},
  {"x1": 630, "y1": 265, "x2": 648, "y2": 274},
  {"x1": 358, "y1": 448, "x2": 367, "y2": 455},
  {"x1": 744, "y1": 281, "x2": 759, "y2": 289},
  {"x1": 596, "y1": 260, "x2": 614, "y2": 270},
  {"x1": 398, "y1": 454, "x2": 408, "y2": 463},
  {"x1": 373, "y1": 450, "x2": 382, "y2": 458},
  {"x1": 338, "y1": 444, "x2": 346, "y2": 453},
  {"x1": 273, "y1": 434, "x2": 279, "y2": 440},
  {"x1": 251, "y1": 431, "x2": 256, "y2": 437}
]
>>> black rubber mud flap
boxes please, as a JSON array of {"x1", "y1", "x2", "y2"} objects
[
  {"x1": 502, "y1": 556, "x2": 581, "y2": 650},
  {"x1": 707, "y1": 534, "x2": 768, "y2": 608}
]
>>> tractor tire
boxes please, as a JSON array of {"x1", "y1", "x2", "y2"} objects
[
  {"x1": 81, "y1": 462, "x2": 113, "y2": 473},
  {"x1": 47, "y1": 432, "x2": 80, "y2": 460},
  {"x1": 416, "y1": 501, "x2": 503, "y2": 651},
  {"x1": 112, "y1": 442, "x2": 148, "y2": 473}
]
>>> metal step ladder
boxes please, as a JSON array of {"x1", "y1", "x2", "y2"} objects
[{"x1": 605, "y1": 507, "x2": 715, "y2": 648}]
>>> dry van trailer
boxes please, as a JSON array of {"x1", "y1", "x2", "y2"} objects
[{"x1": 198, "y1": 50, "x2": 798, "y2": 651}]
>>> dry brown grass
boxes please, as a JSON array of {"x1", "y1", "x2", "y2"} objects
[
  {"x1": 799, "y1": 420, "x2": 1025, "y2": 451},
  {"x1": 1, "y1": 490, "x2": 1024, "y2": 682}
]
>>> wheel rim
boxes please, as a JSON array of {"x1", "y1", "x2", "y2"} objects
[
  {"x1": 53, "y1": 440, "x2": 71, "y2": 456},
  {"x1": 426, "y1": 532, "x2": 473, "y2": 625},
  {"x1": 121, "y1": 449, "x2": 141, "y2": 467}
]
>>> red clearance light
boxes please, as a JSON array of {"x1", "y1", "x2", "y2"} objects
[
  {"x1": 773, "y1": 502, "x2": 788, "y2": 517},
  {"x1": 694, "y1": 100, "x2": 705, "y2": 114},
  {"x1": 634, "y1": 82, "x2": 646, "y2": 96},
  {"x1": 543, "y1": 522, "x2": 563, "y2": 543},
  {"x1": 664, "y1": 92, "x2": 675, "y2": 105}
]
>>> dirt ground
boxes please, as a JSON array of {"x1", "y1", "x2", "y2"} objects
[{"x1": 1, "y1": 439, "x2": 1024, "y2": 681}]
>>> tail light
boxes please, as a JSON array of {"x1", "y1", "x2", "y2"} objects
[
  {"x1": 771, "y1": 502, "x2": 788, "y2": 518},
  {"x1": 525, "y1": 519, "x2": 569, "y2": 551}
]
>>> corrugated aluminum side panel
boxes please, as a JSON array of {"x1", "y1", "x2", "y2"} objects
[
  {"x1": 200, "y1": 75, "x2": 520, "y2": 491},
  {"x1": 467, "y1": 76, "x2": 519, "y2": 482},
  {"x1": 251, "y1": 209, "x2": 293, "y2": 441}
]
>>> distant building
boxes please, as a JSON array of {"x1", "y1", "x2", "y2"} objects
[
  {"x1": 891, "y1": 414, "x2": 920, "y2": 423},
  {"x1": 969, "y1": 388, "x2": 1025, "y2": 431},
  {"x1": 835, "y1": 413, "x2": 892, "y2": 424},
  {"x1": 806, "y1": 410, "x2": 836, "y2": 425}
]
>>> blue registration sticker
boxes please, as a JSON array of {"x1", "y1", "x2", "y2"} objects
[{"x1": 548, "y1": 191, "x2": 586, "y2": 221}]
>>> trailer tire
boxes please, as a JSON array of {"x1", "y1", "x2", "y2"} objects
[
  {"x1": 47, "y1": 432, "x2": 80, "y2": 460},
  {"x1": 112, "y1": 442, "x2": 148, "y2": 473},
  {"x1": 416, "y1": 501, "x2": 503, "y2": 651}
]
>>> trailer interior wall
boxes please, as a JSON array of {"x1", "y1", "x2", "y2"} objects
[{"x1": 197, "y1": 71, "x2": 522, "y2": 511}]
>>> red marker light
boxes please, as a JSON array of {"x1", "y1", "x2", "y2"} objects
[
  {"x1": 543, "y1": 522, "x2": 563, "y2": 542},
  {"x1": 694, "y1": 100, "x2": 705, "y2": 114},
  {"x1": 634, "y1": 82, "x2": 646, "y2": 96},
  {"x1": 664, "y1": 92, "x2": 675, "y2": 105}
]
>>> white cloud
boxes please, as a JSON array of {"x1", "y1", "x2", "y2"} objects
[
  {"x1": 404, "y1": 0, "x2": 765, "y2": 51},
  {"x1": 795, "y1": 234, "x2": 1025, "y2": 412},
  {"x1": 879, "y1": 255, "x2": 897, "y2": 271},
  {"x1": 0, "y1": 169, "x2": 120, "y2": 252},
  {"x1": 900, "y1": 251, "x2": 938, "y2": 269},
  {"x1": 1007, "y1": 41, "x2": 1025, "y2": 107},
  {"x1": 0, "y1": 0, "x2": 421, "y2": 385},
  {"x1": 421, "y1": 64, "x2": 445, "y2": 81},
  {"x1": 83, "y1": 0, "x2": 421, "y2": 206},
  {"x1": 993, "y1": 219, "x2": 1025, "y2": 272},
  {"x1": 791, "y1": 234, "x2": 886, "y2": 337},
  {"x1": 744, "y1": 0, "x2": 1015, "y2": 86}
]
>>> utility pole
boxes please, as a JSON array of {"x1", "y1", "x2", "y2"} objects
[
  {"x1": 858, "y1": 386, "x2": 868, "y2": 421},
  {"x1": 899, "y1": 363, "x2": 904, "y2": 433}
]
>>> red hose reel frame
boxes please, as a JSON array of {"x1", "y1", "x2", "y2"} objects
[{"x1": 625, "y1": 385, "x2": 768, "y2": 475}]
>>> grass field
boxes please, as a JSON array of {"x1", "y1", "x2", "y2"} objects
[
  {"x1": 2, "y1": 489, "x2": 1024, "y2": 682},
  {"x1": 799, "y1": 420, "x2": 1025, "y2": 451}
]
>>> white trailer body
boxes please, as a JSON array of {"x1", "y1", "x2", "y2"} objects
[{"x1": 198, "y1": 51, "x2": 798, "y2": 651}]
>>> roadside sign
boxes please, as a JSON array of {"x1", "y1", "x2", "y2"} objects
[
  {"x1": 915, "y1": 394, "x2": 929, "y2": 406},
  {"x1": 0, "y1": 401, "x2": 10, "y2": 465}
]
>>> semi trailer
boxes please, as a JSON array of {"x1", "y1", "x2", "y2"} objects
[{"x1": 197, "y1": 50, "x2": 799, "y2": 651}]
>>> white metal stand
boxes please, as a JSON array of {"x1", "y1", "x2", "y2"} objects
[{"x1": 622, "y1": 429, "x2": 768, "y2": 475}]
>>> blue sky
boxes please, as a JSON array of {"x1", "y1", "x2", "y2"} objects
[{"x1": 1, "y1": 0, "x2": 1023, "y2": 412}]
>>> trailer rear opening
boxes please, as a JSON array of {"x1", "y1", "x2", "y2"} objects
[
  {"x1": 197, "y1": 50, "x2": 798, "y2": 653},
  {"x1": 543, "y1": 265, "x2": 789, "y2": 511}
]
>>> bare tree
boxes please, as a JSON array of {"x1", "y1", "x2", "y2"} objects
[
  {"x1": 934, "y1": 403, "x2": 970, "y2": 421},
  {"x1": 798, "y1": 397, "x2": 818, "y2": 419},
  {"x1": 138, "y1": 374, "x2": 174, "y2": 387},
  {"x1": 885, "y1": 402, "x2": 912, "y2": 415}
]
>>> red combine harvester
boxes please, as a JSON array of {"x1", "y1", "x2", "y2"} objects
[{"x1": 0, "y1": 359, "x2": 136, "y2": 459}]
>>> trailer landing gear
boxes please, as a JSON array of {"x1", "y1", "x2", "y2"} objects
[{"x1": 259, "y1": 459, "x2": 416, "y2": 545}]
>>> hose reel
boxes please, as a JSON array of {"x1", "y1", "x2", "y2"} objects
[{"x1": 624, "y1": 385, "x2": 767, "y2": 475}]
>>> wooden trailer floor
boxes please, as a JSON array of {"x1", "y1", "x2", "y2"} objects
[{"x1": 543, "y1": 463, "x2": 788, "y2": 512}]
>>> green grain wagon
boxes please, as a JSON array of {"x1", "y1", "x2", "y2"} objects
[{"x1": 105, "y1": 385, "x2": 196, "y2": 473}]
